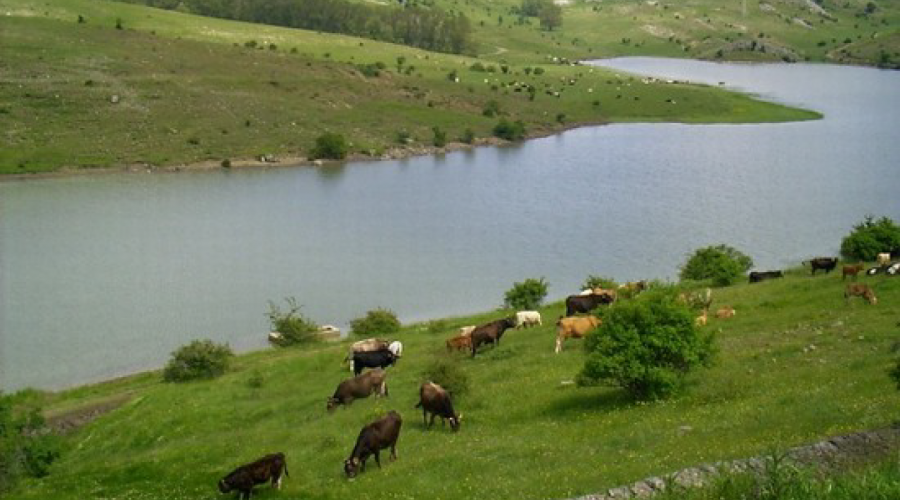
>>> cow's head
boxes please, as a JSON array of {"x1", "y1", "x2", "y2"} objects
[
  {"x1": 326, "y1": 397, "x2": 339, "y2": 412},
  {"x1": 344, "y1": 457, "x2": 361, "y2": 478},
  {"x1": 218, "y1": 478, "x2": 232, "y2": 494},
  {"x1": 449, "y1": 413, "x2": 463, "y2": 432}
]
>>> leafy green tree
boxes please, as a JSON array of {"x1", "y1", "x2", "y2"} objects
[
  {"x1": 163, "y1": 340, "x2": 233, "y2": 382},
  {"x1": 310, "y1": 132, "x2": 348, "y2": 160},
  {"x1": 538, "y1": 2, "x2": 562, "y2": 30},
  {"x1": 840, "y1": 215, "x2": 900, "y2": 262},
  {"x1": 579, "y1": 286, "x2": 716, "y2": 400},
  {"x1": 504, "y1": 277, "x2": 549, "y2": 310},
  {"x1": 679, "y1": 244, "x2": 753, "y2": 287},
  {"x1": 350, "y1": 309, "x2": 401, "y2": 337},
  {"x1": 266, "y1": 297, "x2": 319, "y2": 347}
]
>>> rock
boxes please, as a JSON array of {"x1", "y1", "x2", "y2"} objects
[{"x1": 110, "y1": 94, "x2": 120, "y2": 103}]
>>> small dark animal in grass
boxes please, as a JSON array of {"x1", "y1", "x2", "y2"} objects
[
  {"x1": 845, "y1": 283, "x2": 877, "y2": 305},
  {"x1": 327, "y1": 368, "x2": 388, "y2": 412},
  {"x1": 344, "y1": 410, "x2": 402, "y2": 478},
  {"x1": 806, "y1": 257, "x2": 838, "y2": 275},
  {"x1": 218, "y1": 452, "x2": 288, "y2": 499},
  {"x1": 564, "y1": 293, "x2": 614, "y2": 317},
  {"x1": 842, "y1": 264, "x2": 865, "y2": 280},
  {"x1": 749, "y1": 270, "x2": 784, "y2": 283},
  {"x1": 416, "y1": 382, "x2": 461, "y2": 431},
  {"x1": 351, "y1": 349, "x2": 397, "y2": 376},
  {"x1": 470, "y1": 317, "x2": 516, "y2": 357}
]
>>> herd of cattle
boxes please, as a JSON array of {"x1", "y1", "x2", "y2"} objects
[{"x1": 220, "y1": 253, "x2": 898, "y2": 498}]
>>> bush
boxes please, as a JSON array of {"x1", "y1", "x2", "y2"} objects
[
  {"x1": 0, "y1": 392, "x2": 62, "y2": 492},
  {"x1": 579, "y1": 286, "x2": 716, "y2": 400},
  {"x1": 266, "y1": 297, "x2": 319, "y2": 347},
  {"x1": 422, "y1": 357, "x2": 469, "y2": 398},
  {"x1": 163, "y1": 340, "x2": 233, "y2": 382},
  {"x1": 840, "y1": 215, "x2": 900, "y2": 262},
  {"x1": 350, "y1": 308, "x2": 401, "y2": 337},
  {"x1": 493, "y1": 118, "x2": 526, "y2": 141},
  {"x1": 679, "y1": 244, "x2": 753, "y2": 287},
  {"x1": 460, "y1": 128, "x2": 475, "y2": 144},
  {"x1": 310, "y1": 132, "x2": 348, "y2": 160},
  {"x1": 482, "y1": 99, "x2": 501, "y2": 117},
  {"x1": 582, "y1": 275, "x2": 617, "y2": 290},
  {"x1": 503, "y1": 277, "x2": 549, "y2": 310},
  {"x1": 891, "y1": 357, "x2": 900, "y2": 391},
  {"x1": 432, "y1": 126, "x2": 447, "y2": 147}
]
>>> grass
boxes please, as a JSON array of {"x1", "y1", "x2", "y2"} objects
[
  {"x1": 6, "y1": 266, "x2": 899, "y2": 499},
  {"x1": 0, "y1": 0, "x2": 823, "y2": 174}
]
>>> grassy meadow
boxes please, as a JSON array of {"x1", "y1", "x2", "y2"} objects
[
  {"x1": 0, "y1": 0, "x2": 824, "y2": 173},
  {"x1": 6, "y1": 266, "x2": 899, "y2": 499}
]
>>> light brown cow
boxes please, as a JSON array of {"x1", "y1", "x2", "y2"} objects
[
  {"x1": 845, "y1": 283, "x2": 877, "y2": 305},
  {"x1": 876, "y1": 253, "x2": 891, "y2": 266},
  {"x1": 445, "y1": 335, "x2": 472, "y2": 352},
  {"x1": 842, "y1": 264, "x2": 864, "y2": 280},
  {"x1": 555, "y1": 316, "x2": 601, "y2": 353},
  {"x1": 694, "y1": 309, "x2": 708, "y2": 327},
  {"x1": 458, "y1": 326, "x2": 476, "y2": 337},
  {"x1": 715, "y1": 306, "x2": 735, "y2": 319}
]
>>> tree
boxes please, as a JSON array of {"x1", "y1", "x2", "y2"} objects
[
  {"x1": 350, "y1": 308, "x2": 401, "y2": 337},
  {"x1": 538, "y1": 2, "x2": 562, "y2": 31},
  {"x1": 679, "y1": 244, "x2": 753, "y2": 287},
  {"x1": 503, "y1": 277, "x2": 549, "y2": 310},
  {"x1": 579, "y1": 286, "x2": 716, "y2": 400},
  {"x1": 266, "y1": 297, "x2": 319, "y2": 347},
  {"x1": 840, "y1": 215, "x2": 900, "y2": 262}
]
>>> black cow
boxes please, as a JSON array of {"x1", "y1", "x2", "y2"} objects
[
  {"x1": 749, "y1": 270, "x2": 784, "y2": 283},
  {"x1": 327, "y1": 368, "x2": 388, "y2": 411},
  {"x1": 470, "y1": 317, "x2": 516, "y2": 357},
  {"x1": 351, "y1": 349, "x2": 397, "y2": 376},
  {"x1": 565, "y1": 293, "x2": 614, "y2": 317},
  {"x1": 806, "y1": 257, "x2": 838, "y2": 275},
  {"x1": 344, "y1": 411, "x2": 403, "y2": 478},
  {"x1": 218, "y1": 453, "x2": 288, "y2": 499},
  {"x1": 416, "y1": 382, "x2": 460, "y2": 431}
]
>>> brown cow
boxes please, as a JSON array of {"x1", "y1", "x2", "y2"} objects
[
  {"x1": 445, "y1": 334, "x2": 472, "y2": 352},
  {"x1": 554, "y1": 316, "x2": 601, "y2": 353},
  {"x1": 845, "y1": 283, "x2": 877, "y2": 305},
  {"x1": 842, "y1": 264, "x2": 864, "y2": 280},
  {"x1": 807, "y1": 257, "x2": 838, "y2": 275},
  {"x1": 470, "y1": 317, "x2": 516, "y2": 357},
  {"x1": 327, "y1": 368, "x2": 388, "y2": 411},
  {"x1": 715, "y1": 306, "x2": 735, "y2": 319},
  {"x1": 565, "y1": 293, "x2": 614, "y2": 317},
  {"x1": 416, "y1": 382, "x2": 461, "y2": 431},
  {"x1": 219, "y1": 453, "x2": 288, "y2": 499},
  {"x1": 344, "y1": 411, "x2": 402, "y2": 478},
  {"x1": 694, "y1": 309, "x2": 708, "y2": 327}
]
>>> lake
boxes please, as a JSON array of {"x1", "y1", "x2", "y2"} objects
[{"x1": 1, "y1": 58, "x2": 898, "y2": 392}]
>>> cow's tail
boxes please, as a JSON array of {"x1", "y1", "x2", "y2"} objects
[{"x1": 284, "y1": 460, "x2": 290, "y2": 477}]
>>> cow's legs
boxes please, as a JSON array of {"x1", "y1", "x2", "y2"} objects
[
  {"x1": 429, "y1": 413, "x2": 436, "y2": 428},
  {"x1": 390, "y1": 443, "x2": 397, "y2": 461},
  {"x1": 373, "y1": 451, "x2": 381, "y2": 468}
]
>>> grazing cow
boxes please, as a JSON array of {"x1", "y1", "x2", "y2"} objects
[
  {"x1": 515, "y1": 311, "x2": 542, "y2": 329},
  {"x1": 876, "y1": 253, "x2": 891, "y2": 266},
  {"x1": 327, "y1": 369, "x2": 388, "y2": 411},
  {"x1": 678, "y1": 288, "x2": 712, "y2": 311},
  {"x1": 445, "y1": 334, "x2": 472, "y2": 352},
  {"x1": 416, "y1": 382, "x2": 461, "y2": 431},
  {"x1": 219, "y1": 453, "x2": 288, "y2": 499},
  {"x1": 888, "y1": 262, "x2": 900, "y2": 275},
  {"x1": 458, "y1": 326, "x2": 476, "y2": 337},
  {"x1": 565, "y1": 293, "x2": 614, "y2": 317},
  {"x1": 749, "y1": 270, "x2": 784, "y2": 283},
  {"x1": 715, "y1": 306, "x2": 735, "y2": 319},
  {"x1": 695, "y1": 310, "x2": 708, "y2": 327},
  {"x1": 470, "y1": 317, "x2": 516, "y2": 357},
  {"x1": 845, "y1": 283, "x2": 877, "y2": 305},
  {"x1": 345, "y1": 338, "x2": 390, "y2": 371},
  {"x1": 388, "y1": 341, "x2": 403, "y2": 358},
  {"x1": 618, "y1": 280, "x2": 648, "y2": 296},
  {"x1": 351, "y1": 349, "x2": 397, "y2": 376},
  {"x1": 842, "y1": 264, "x2": 864, "y2": 281},
  {"x1": 555, "y1": 316, "x2": 601, "y2": 353},
  {"x1": 806, "y1": 257, "x2": 838, "y2": 275},
  {"x1": 344, "y1": 411, "x2": 403, "y2": 478}
]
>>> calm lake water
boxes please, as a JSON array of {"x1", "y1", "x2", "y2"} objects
[{"x1": 1, "y1": 58, "x2": 898, "y2": 392}]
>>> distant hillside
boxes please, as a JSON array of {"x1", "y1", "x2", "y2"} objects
[{"x1": 0, "y1": 0, "x2": 819, "y2": 173}]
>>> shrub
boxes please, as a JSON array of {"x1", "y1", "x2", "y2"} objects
[
  {"x1": 163, "y1": 340, "x2": 233, "y2": 382},
  {"x1": 891, "y1": 357, "x2": 900, "y2": 391},
  {"x1": 422, "y1": 357, "x2": 469, "y2": 398},
  {"x1": 0, "y1": 393, "x2": 62, "y2": 492},
  {"x1": 310, "y1": 132, "x2": 348, "y2": 160},
  {"x1": 579, "y1": 286, "x2": 716, "y2": 400},
  {"x1": 350, "y1": 308, "x2": 401, "y2": 337},
  {"x1": 840, "y1": 215, "x2": 900, "y2": 262},
  {"x1": 482, "y1": 99, "x2": 501, "y2": 117},
  {"x1": 266, "y1": 297, "x2": 319, "y2": 347},
  {"x1": 357, "y1": 63, "x2": 381, "y2": 77},
  {"x1": 432, "y1": 126, "x2": 447, "y2": 147},
  {"x1": 532, "y1": 67, "x2": 545, "y2": 75},
  {"x1": 460, "y1": 128, "x2": 476, "y2": 144},
  {"x1": 679, "y1": 244, "x2": 753, "y2": 287},
  {"x1": 396, "y1": 130, "x2": 412, "y2": 144},
  {"x1": 504, "y1": 277, "x2": 549, "y2": 310},
  {"x1": 493, "y1": 118, "x2": 526, "y2": 141},
  {"x1": 582, "y1": 275, "x2": 617, "y2": 290}
]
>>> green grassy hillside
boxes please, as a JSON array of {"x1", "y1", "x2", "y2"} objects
[
  {"x1": 0, "y1": 0, "x2": 820, "y2": 174},
  {"x1": 8, "y1": 268, "x2": 898, "y2": 499}
]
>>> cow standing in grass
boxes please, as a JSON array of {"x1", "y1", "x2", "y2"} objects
[
  {"x1": 470, "y1": 317, "x2": 516, "y2": 357},
  {"x1": 218, "y1": 453, "x2": 288, "y2": 499},
  {"x1": 344, "y1": 411, "x2": 403, "y2": 478},
  {"x1": 416, "y1": 382, "x2": 461, "y2": 431}
]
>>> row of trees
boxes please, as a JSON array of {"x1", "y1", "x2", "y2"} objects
[{"x1": 124, "y1": 0, "x2": 471, "y2": 54}]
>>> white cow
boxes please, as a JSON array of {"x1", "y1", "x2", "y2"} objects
[
  {"x1": 388, "y1": 341, "x2": 403, "y2": 358},
  {"x1": 515, "y1": 311, "x2": 542, "y2": 329},
  {"x1": 876, "y1": 252, "x2": 891, "y2": 266}
]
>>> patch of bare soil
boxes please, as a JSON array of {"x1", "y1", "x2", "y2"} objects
[{"x1": 45, "y1": 394, "x2": 132, "y2": 434}]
